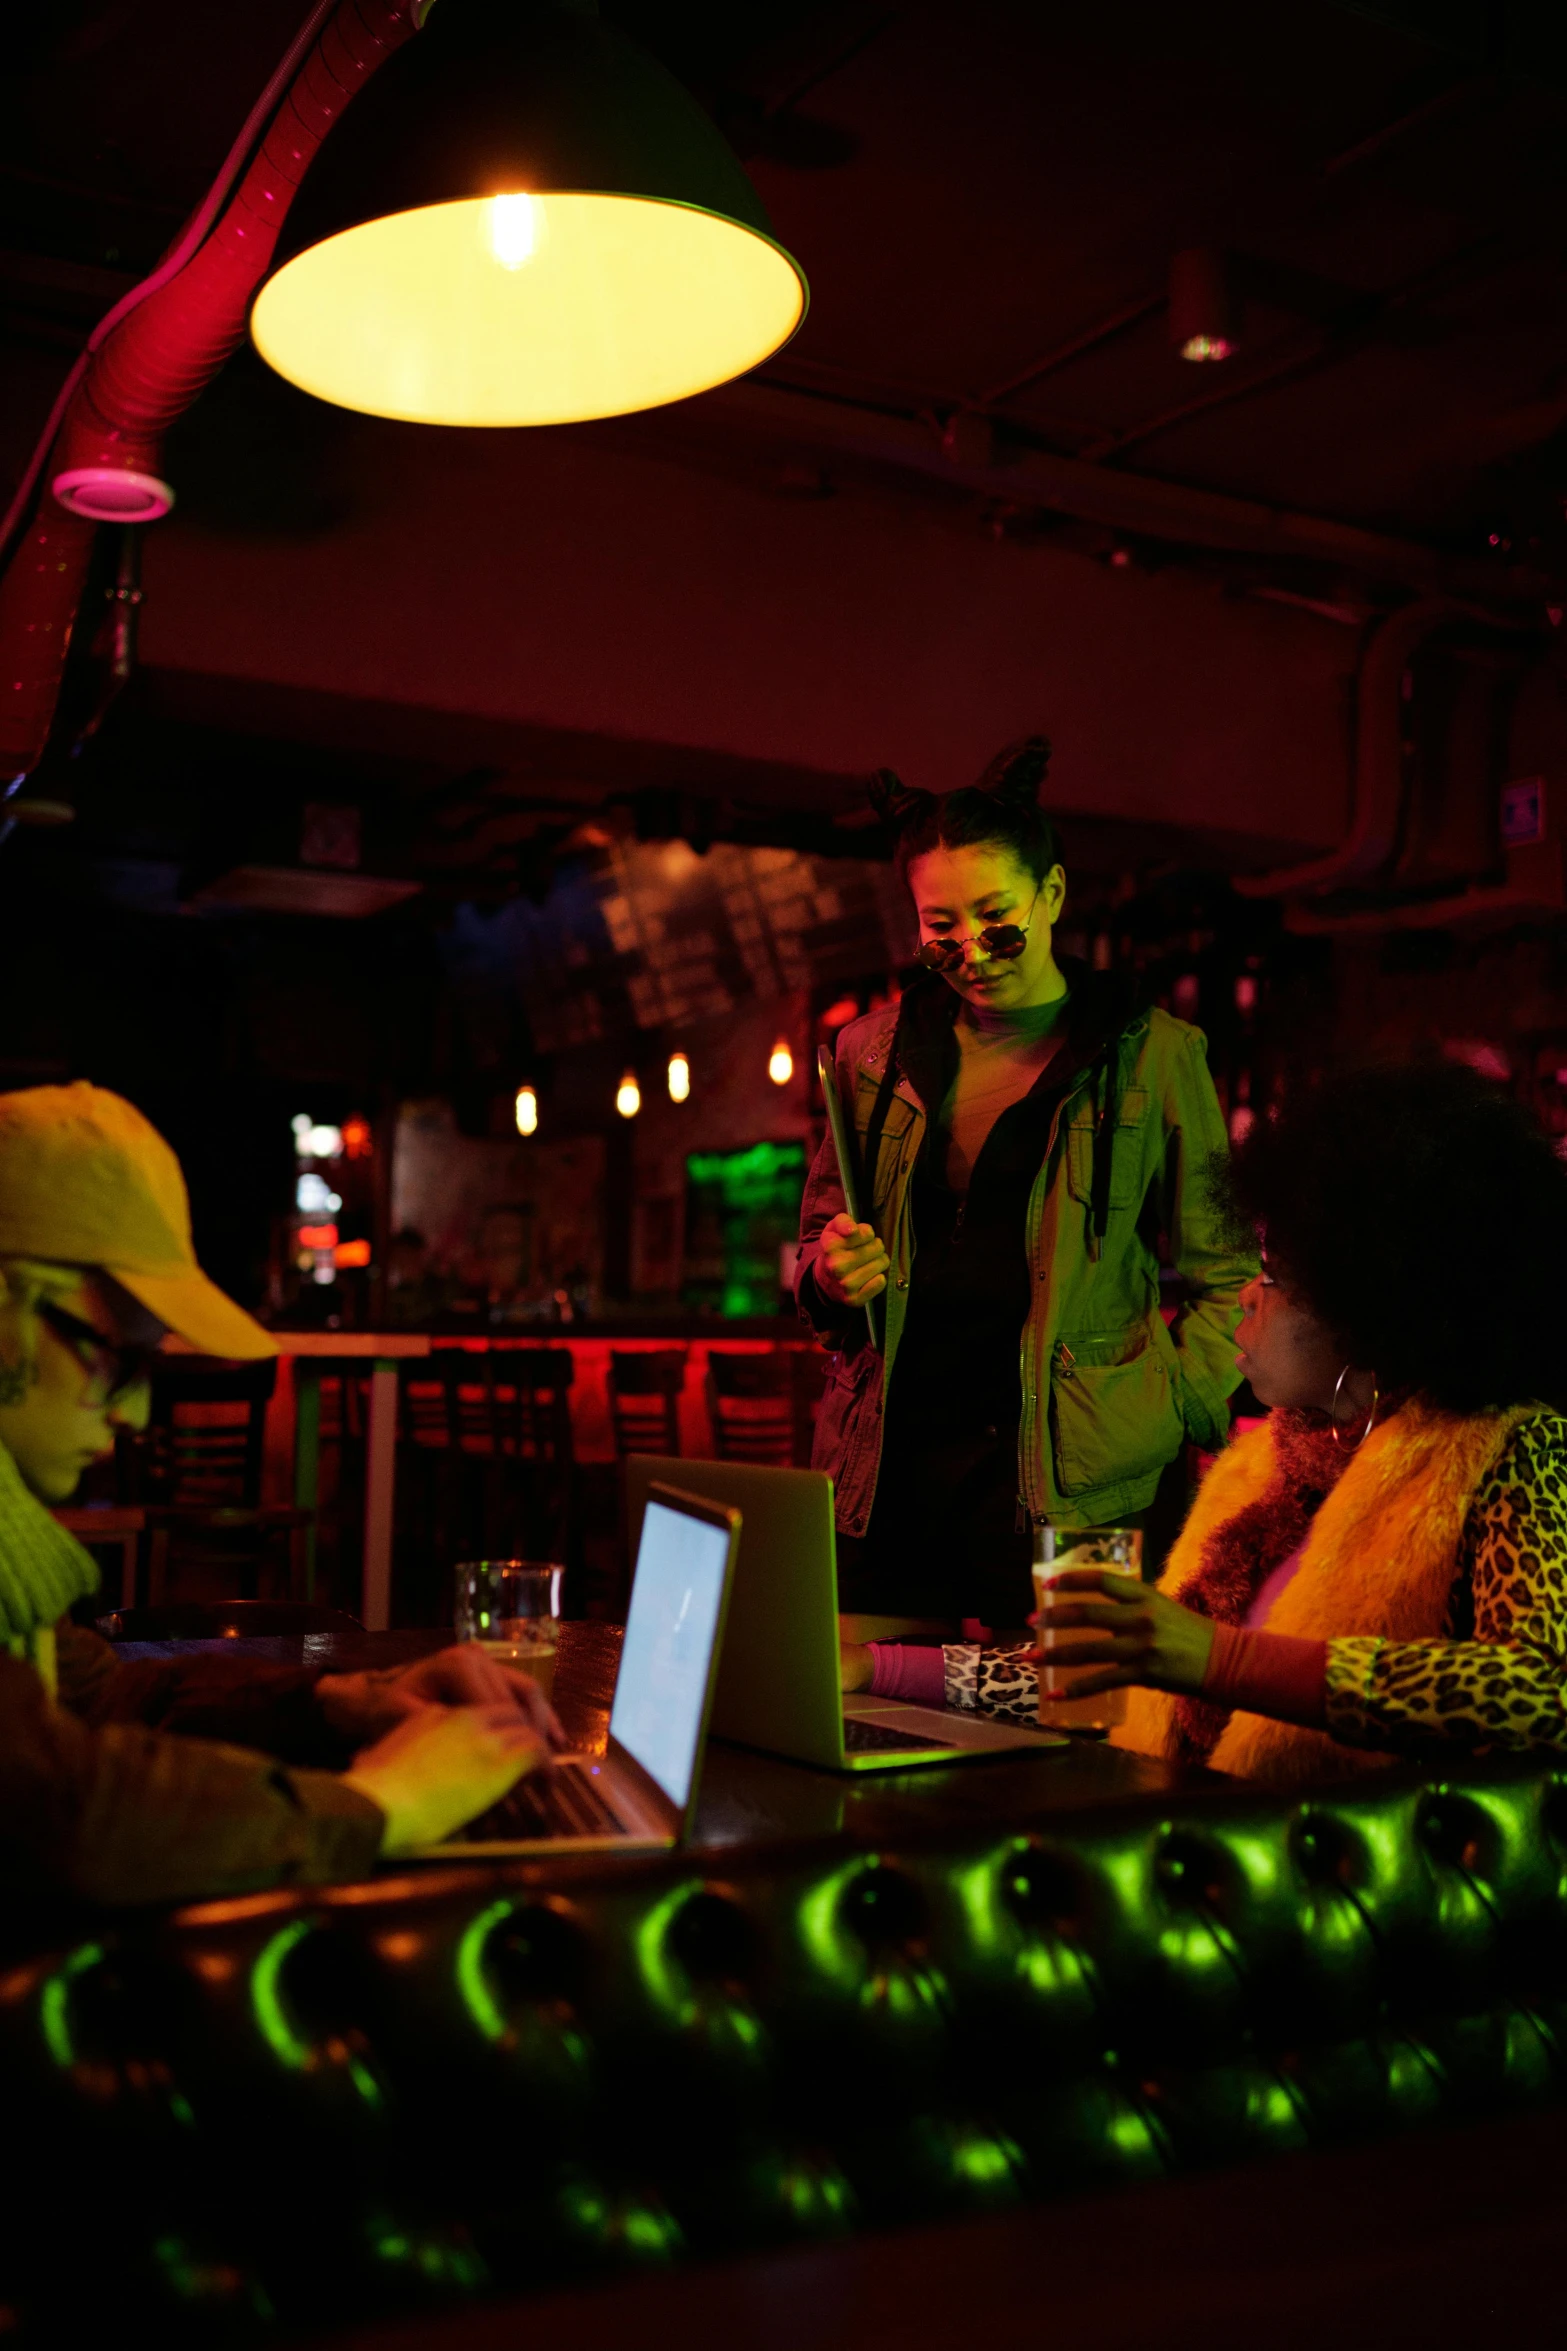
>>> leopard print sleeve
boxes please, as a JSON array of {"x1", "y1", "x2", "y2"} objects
[
  {"x1": 942, "y1": 1639, "x2": 1038, "y2": 1723},
  {"x1": 1324, "y1": 1413, "x2": 1567, "y2": 1753}
]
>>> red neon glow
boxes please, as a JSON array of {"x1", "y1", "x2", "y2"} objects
[
  {"x1": 334, "y1": 1238, "x2": 372, "y2": 1267},
  {"x1": 341, "y1": 1115, "x2": 373, "y2": 1159},
  {"x1": 297, "y1": 1223, "x2": 339, "y2": 1250}
]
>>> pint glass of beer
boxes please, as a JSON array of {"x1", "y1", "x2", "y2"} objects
[
  {"x1": 1032, "y1": 1525, "x2": 1139, "y2": 1732},
  {"x1": 454, "y1": 1560, "x2": 562, "y2": 1698}
]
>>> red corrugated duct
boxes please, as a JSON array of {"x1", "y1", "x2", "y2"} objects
[{"x1": 0, "y1": 0, "x2": 424, "y2": 777}]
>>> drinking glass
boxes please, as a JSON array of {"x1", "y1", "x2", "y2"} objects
[
  {"x1": 1032, "y1": 1525, "x2": 1139, "y2": 1732},
  {"x1": 454, "y1": 1560, "x2": 563, "y2": 1698}
]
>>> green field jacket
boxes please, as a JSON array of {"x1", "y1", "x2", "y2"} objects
[{"x1": 795, "y1": 966, "x2": 1257, "y2": 1535}]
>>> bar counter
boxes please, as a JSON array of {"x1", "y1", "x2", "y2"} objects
[{"x1": 13, "y1": 1622, "x2": 1565, "y2": 2345}]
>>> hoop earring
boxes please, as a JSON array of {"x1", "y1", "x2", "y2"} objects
[{"x1": 1331, "y1": 1363, "x2": 1379, "y2": 1451}]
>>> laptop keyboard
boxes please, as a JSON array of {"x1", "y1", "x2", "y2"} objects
[
  {"x1": 842, "y1": 1715, "x2": 954, "y2": 1755},
  {"x1": 456, "y1": 1763, "x2": 627, "y2": 1842}
]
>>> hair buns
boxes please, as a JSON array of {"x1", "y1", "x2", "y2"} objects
[
  {"x1": 974, "y1": 735, "x2": 1051, "y2": 807},
  {"x1": 867, "y1": 767, "x2": 936, "y2": 831}
]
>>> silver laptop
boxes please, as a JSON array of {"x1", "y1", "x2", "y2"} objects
[
  {"x1": 417, "y1": 1480, "x2": 740, "y2": 1855},
  {"x1": 625, "y1": 1457, "x2": 1065, "y2": 1772}
]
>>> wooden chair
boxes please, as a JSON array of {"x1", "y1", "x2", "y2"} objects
[
  {"x1": 434, "y1": 1345, "x2": 577, "y2": 1577},
  {"x1": 705, "y1": 1349, "x2": 795, "y2": 1465},
  {"x1": 127, "y1": 1357, "x2": 312, "y2": 1604},
  {"x1": 608, "y1": 1349, "x2": 687, "y2": 1459},
  {"x1": 480, "y1": 1346, "x2": 576, "y2": 1560}
]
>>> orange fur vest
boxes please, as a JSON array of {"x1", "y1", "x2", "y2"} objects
[{"x1": 1112, "y1": 1398, "x2": 1537, "y2": 1785}]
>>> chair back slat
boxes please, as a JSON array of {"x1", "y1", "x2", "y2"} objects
[
  {"x1": 485, "y1": 1349, "x2": 576, "y2": 1464},
  {"x1": 706, "y1": 1349, "x2": 794, "y2": 1465},
  {"x1": 142, "y1": 1359, "x2": 277, "y2": 1509},
  {"x1": 400, "y1": 1364, "x2": 455, "y2": 1449},
  {"x1": 608, "y1": 1349, "x2": 686, "y2": 1459},
  {"x1": 427, "y1": 1348, "x2": 577, "y2": 1462}
]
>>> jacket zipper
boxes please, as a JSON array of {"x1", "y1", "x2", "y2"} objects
[{"x1": 1018, "y1": 1066, "x2": 1095, "y2": 1521}]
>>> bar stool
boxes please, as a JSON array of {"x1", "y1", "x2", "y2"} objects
[
  {"x1": 705, "y1": 1349, "x2": 795, "y2": 1465},
  {"x1": 608, "y1": 1349, "x2": 687, "y2": 1459}
]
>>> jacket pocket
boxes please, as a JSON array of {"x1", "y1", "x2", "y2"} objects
[
  {"x1": 852, "y1": 1083, "x2": 920, "y2": 1212},
  {"x1": 1049, "y1": 1324, "x2": 1182, "y2": 1498},
  {"x1": 1065, "y1": 1086, "x2": 1149, "y2": 1213},
  {"x1": 811, "y1": 1341, "x2": 879, "y2": 1486}
]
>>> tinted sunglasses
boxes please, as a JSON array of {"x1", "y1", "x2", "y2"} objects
[
  {"x1": 37, "y1": 1300, "x2": 159, "y2": 1403},
  {"x1": 916, "y1": 892, "x2": 1038, "y2": 974}
]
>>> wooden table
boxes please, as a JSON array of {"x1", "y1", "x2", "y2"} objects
[{"x1": 180, "y1": 1622, "x2": 1191, "y2": 1847}]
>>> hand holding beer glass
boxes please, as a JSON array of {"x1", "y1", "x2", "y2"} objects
[{"x1": 1031, "y1": 1525, "x2": 1139, "y2": 1731}]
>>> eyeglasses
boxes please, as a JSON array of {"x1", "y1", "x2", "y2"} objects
[
  {"x1": 915, "y1": 891, "x2": 1039, "y2": 974},
  {"x1": 37, "y1": 1300, "x2": 158, "y2": 1404}
]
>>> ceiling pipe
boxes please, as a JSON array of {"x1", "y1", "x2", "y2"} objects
[
  {"x1": 1231, "y1": 598, "x2": 1458, "y2": 898},
  {"x1": 725, "y1": 380, "x2": 1548, "y2": 605},
  {"x1": 1282, "y1": 874, "x2": 1560, "y2": 934},
  {"x1": 0, "y1": 0, "x2": 426, "y2": 780}
]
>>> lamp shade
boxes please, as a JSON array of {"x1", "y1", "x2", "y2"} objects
[{"x1": 250, "y1": 0, "x2": 807, "y2": 426}]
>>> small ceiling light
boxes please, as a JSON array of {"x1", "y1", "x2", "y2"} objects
[
  {"x1": 294, "y1": 1122, "x2": 343, "y2": 1162},
  {"x1": 515, "y1": 1084, "x2": 539, "y2": 1137},
  {"x1": 1169, "y1": 247, "x2": 1235, "y2": 364},
  {"x1": 616, "y1": 1070, "x2": 642, "y2": 1119},
  {"x1": 251, "y1": 0, "x2": 807, "y2": 429},
  {"x1": 667, "y1": 1051, "x2": 691, "y2": 1104},
  {"x1": 768, "y1": 1038, "x2": 794, "y2": 1087}
]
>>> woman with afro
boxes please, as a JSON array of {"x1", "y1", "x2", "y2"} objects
[{"x1": 1018, "y1": 1059, "x2": 1567, "y2": 1783}]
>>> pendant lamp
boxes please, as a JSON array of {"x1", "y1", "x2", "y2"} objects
[{"x1": 250, "y1": 0, "x2": 807, "y2": 427}]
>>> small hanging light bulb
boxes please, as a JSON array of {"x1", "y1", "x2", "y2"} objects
[
  {"x1": 768, "y1": 1038, "x2": 794, "y2": 1086},
  {"x1": 616, "y1": 1070, "x2": 642, "y2": 1119},
  {"x1": 667, "y1": 1051, "x2": 691, "y2": 1103},
  {"x1": 487, "y1": 191, "x2": 540, "y2": 270},
  {"x1": 514, "y1": 1084, "x2": 538, "y2": 1137}
]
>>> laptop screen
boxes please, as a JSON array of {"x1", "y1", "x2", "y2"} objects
[{"x1": 609, "y1": 1495, "x2": 732, "y2": 1808}]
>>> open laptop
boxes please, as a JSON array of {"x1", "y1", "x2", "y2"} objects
[
  {"x1": 415, "y1": 1481, "x2": 740, "y2": 1856},
  {"x1": 624, "y1": 1457, "x2": 1065, "y2": 1772}
]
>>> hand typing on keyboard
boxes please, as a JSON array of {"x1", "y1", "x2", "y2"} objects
[{"x1": 461, "y1": 1760, "x2": 626, "y2": 1841}]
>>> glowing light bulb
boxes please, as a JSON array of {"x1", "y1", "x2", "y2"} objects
[
  {"x1": 487, "y1": 192, "x2": 539, "y2": 270},
  {"x1": 1180, "y1": 333, "x2": 1233, "y2": 363},
  {"x1": 667, "y1": 1052, "x2": 691, "y2": 1104},
  {"x1": 616, "y1": 1071, "x2": 642, "y2": 1119},
  {"x1": 515, "y1": 1084, "x2": 538, "y2": 1137},
  {"x1": 768, "y1": 1039, "x2": 794, "y2": 1086}
]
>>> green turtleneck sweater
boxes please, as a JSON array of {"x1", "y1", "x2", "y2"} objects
[{"x1": 0, "y1": 1441, "x2": 382, "y2": 1906}]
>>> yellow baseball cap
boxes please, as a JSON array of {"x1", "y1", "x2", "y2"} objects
[{"x1": 0, "y1": 1082, "x2": 276, "y2": 1360}]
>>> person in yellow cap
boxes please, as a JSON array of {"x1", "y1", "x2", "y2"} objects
[{"x1": 0, "y1": 1082, "x2": 554, "y2": 1905}]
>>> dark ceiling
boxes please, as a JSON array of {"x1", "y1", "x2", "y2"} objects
[
  {"x1": 5, "y1": 0, "x2": 1567, "y2": 894},
  {"x1": 10, "y1": 1, "x2": 1567, "y2": 531}
]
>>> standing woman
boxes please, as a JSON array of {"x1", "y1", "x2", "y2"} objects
[{"x1": 796, "y1": 739, "x2": 1255, "y2": 1657}]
